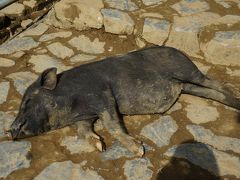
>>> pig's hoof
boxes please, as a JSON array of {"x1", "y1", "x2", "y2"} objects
[
  {"x1": 136, "y1": 144, "x2": 145, "y2": 157},
  {"x1": 119, "y1": 135, "x2": 145, "y2": 157},
  {"x1": 96, "y1": 141, "x2": 105, "y2": 152},
  {"x1": 89, "y1": 138, "x2": 106, "y2": 152},
  {"x1": 85, "y1": 133, "x2": 106, "y2": 152},
  {"x1": 131, "y1": 141, "x2": 145, "y2": 157}
]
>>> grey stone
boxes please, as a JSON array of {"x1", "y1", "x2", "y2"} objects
[
  {"x1": 60, "y1": 136, "x2": 95, "y2": 154},
  {"x1": 0, "y1": 111, "x2": 15, "y2": 138},
  {"x1": 140, "y1": 115, "x2": 178, "y2": 147},
  {"x1": 70, "y1": 54, "x2": 97, "y2": 63},
  {"x1": 29, "y1": 55, "x2": 71, "y2": 73},
  {"x1": 123, "y1": 158, "x2": 153, "y2": 180},
  {"x1": 167, "y1": 102, "x2": 182, "y2": 114},
  {"x1": 164, "y1": 143, "x2": 240, "y2": 178},
  {"x1": 142, "y1": 18, "x2": 171, "y2": 45},
  {"x1": 200, "y1": 31, "x2": 240, "y2": 66},
  {"x1": 69, "y1": 35, "x2": 105, "y2": 54},
  {"x1": 101, "y1": 9, "x2": 135, "y2": 35},
  {"x1": 101, "y1": 141, "x2": 134, "y2": 160},
  {"x1": 171, "y1": 0, "x2": 209, "y2": 16},
  {"x1": 187, "y1": 125, "x2": 240, "y2": 154},
  {"x1": 47, "y1": 42, "x2": 74, "y2": 59},
  {"x1": 166, "y1": 12, "x2": 220, "y2": 58},
  {"x1": 104, "y1": 0, "x2": 139, "y2": 11},
  {"x1": 23, "y1": 0, "x2": 37, "y2": 8},
  {"x1": 0, "y1": 141, "x2": 31, "y2": 178},
  {"x1": 7, "y1": 71, "x2": 38, "y2": 95},
  {"x1": 39, "y1": 31, "x2": 72, "y2": 42},
  {"x1": 34, "y1": 161, "x2": 104, "y2": 180},
  {"x1": 0, "y1": 37, "x2": 39, "y2": 55},
  {"x1": 214, "y1": 0, "x2": 231, "y2": 8},
  {"x1": 46, "y1": 0, "x2": 103, "y2": 31},
  {"x1": 0, "y1": 81, "x2": 10, "y2": 104},
  {"x1": 0, "y1": 3, "x2": 25, "y2": 17},
  {"x1": 11, "y1": 51, "x2": 26, "y2": 58},
  {"x1": 226, "y1": 68, "x2": 240, "y2": 77},
  {"x1": 142, "y1": 0, "x2": 166, "y2": 6},
  {"x1": 185, "y1": 103, "x2": 219, "y2": 124},
  {"x1": 214, "y1": 15, "x2": 240, "y2": 25},
  {"x1": 20, "y1": 23, "x2": 48, "y2": 37},
  {"x1": 0, "y1": 57, "x2": 15, "y2": 67}
]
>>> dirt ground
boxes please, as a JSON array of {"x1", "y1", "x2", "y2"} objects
[{"x1": 0, "y1": 0, "x2": 240, "y2": 179}]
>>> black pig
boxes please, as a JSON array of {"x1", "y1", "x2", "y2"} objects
[{"x1": 8, "y1": 46, "x2": 240, "y2": 156}]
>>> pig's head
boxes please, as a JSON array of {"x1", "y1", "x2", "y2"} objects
[{"x1": 8, "y1": 68, "x2": 59, "y2": 140}]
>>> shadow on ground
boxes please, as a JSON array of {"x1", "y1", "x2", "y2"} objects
[{"x1": 157, "y1": 141, "x2": 220, "y2": 180}]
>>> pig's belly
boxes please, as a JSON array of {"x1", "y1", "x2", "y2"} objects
[{"x1": 115, "y1": 78, "x2": 182, "y2": 115}]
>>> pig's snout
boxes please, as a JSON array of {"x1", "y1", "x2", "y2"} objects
[
  {"x1": 4, "y1": 127, "x2": 20, "y2": 140},
  {"x1": 4, "y1": 128, "x2": 13, "y2": 139},
  {"x1": 9, "y1": 128, "x2": 20, "y2": 140}
]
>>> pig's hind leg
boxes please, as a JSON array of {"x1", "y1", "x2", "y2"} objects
[
  {"x1": 182, "y1": 83, "x2": 240, "y2": 110},
  {"x1": 172, "y1": 59, "x2": 239, "y2": 109},
  {"x1": 76, "y1": 121, "x2": 106, "y2": 151}
]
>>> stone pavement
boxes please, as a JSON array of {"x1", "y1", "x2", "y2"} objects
[{"x1": 0, "y1": 0, "x2": 240, "y2": 179}]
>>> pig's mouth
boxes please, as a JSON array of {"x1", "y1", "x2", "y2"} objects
[{"x1": 4, "y1": 119, "x2": 28, "y2": 140}]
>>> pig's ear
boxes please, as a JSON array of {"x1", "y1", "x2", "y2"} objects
[{"x1": 40, "y1": 68, "x2": 57, "y2": 90}]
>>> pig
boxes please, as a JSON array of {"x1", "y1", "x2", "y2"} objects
[{"x1": 7, "y1": 46, "x2": 240, "y2": 156}]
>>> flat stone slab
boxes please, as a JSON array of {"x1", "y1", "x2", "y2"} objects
[
  {"x1": 0, "y1": 141, "x2": 31, "y2": 178},
  {"x1": 200, "y1": 31, "x2": 240, "y2": 66},
  {"x1": 171, "y1": 0, "x2": 209, "y2": 16},
  {"x1": 167, "y1": 102, "x2": 182, "y2": 114},
  {"x1": 47, "y1": 42, "x2": 74, "y2": 59},
  {"x1": 226, "y1": 68, "x2": 240, "y2": 77},
  {"x1": 7, "y1": 71, "x2": 38, "y2": 95},
  {"x1": 60, "y1": 136, "x2": 95, "y2": 154},
  {"x1": 69, "y1": 54, "x2": 97, "y2": 63},
  {"x1": 166, "y1": 12, "x2": 220, "y2": 58},
  {"x1": 20, "y1": 23, "x2": 48, "y2": 37},
  {"x1": 101, "y1": 9, "x2": 135, "y2": 35},
  {"x1": 164, "y1": 143, "x2": 240, "y2": 178},
  {"x1": 214, "y1": 15, "x2": 240, "y2": 25},
  {"x1": 101, "y1": 141, "x2": 134, "y2": 160},
  {"x1": 0, "y1": 37, "x2": 39, "y2": 55},
  {"x1": 142, "y1": 0, "x2": 166, "y2": 6},
  {"x1": 68, "y1": 35, "x2": 105, "y2": 54},
  {"x1": 47, "y1": 0, "x2": 103, "y2": 31},
  {"x1": 187, "y1": 125, "x2": 240, "y2": 154},
  {"x1": 0, "y1": 57, "x2": 15, "y2": 67},
  {"x1": 123, "y1": 158, "x2": 153, "y2": 180},
  {"x1": 34, "y1": 161, "x2": 104, "y2": 180},
  {"x1": 140, "y1": 115, "x2": 178, "y2": 147},
  {"x1": 142, "y1": 18, "x2": 171, "y2": 45},
  {"x1": 214, "y1": 0, "x2": 231, "y2": 8},
  {"x1": 39, "y1": 31, "x2": 72, "y2": 42},
  {"x1": 0, "y1": 81, "x2": 10, "y2": 104},
  {"x1": 0, "y1": 111, "x2": 15, "y2": 138},
  {"x1": 185, "y1": 103, "x2": 219, "y2": 124},
  {"x1": 0, "y1": 3, "x2": 25, "y2": 17},
  {"x1": 23, "y1": 0, "x2": 37, "y2": 8},
  {"x1": 104, "y1": 0, "x2": 139, "y2": 11},
  {"x1": 29, "y1": 55, "x2": 71, "y2": 73},
  {"x1": 11, "y1": 51, "x2": 26, "y2": 58}
]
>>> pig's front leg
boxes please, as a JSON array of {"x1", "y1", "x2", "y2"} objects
[
  {"x1": 76, "y1": 121, "x2": 105, "y2": 152},
  {"x1": 99, "y1": 108, "x2": 144, "y2": 157}
]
